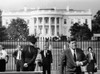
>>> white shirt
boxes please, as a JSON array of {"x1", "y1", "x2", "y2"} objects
[
  {"x1": 44, "y1": 50, "x2": 47, "y2": 57},
  {"x1": 70, "y1": 48, "x2": 83, "y2": 65},
  {"x1": 89, "y1": 52, "x2": 93, "y2": 60},
  {"x1": 16, "y1": 50, "x2": 22, "y2": 60},
  {"x1": 0, "y1": 50, "x2": 8, "y2": 59},
  {"x1": 70, "y1": 48, "x2": 77, "y2": 59}
]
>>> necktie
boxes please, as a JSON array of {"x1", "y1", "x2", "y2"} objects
[{"x1": 74, "y1": 49, "x2": 76, "y2": 62}]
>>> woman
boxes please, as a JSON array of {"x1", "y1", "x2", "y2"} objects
[
  {"x1": 87, "y1": 47, "x2": 97, "y2": 74},
  {"x1": 35, "y1": 48, "x2": 42, "y2": 71}
]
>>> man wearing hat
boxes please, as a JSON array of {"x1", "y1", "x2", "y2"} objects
[
  {"x1": 60, "y1": 37, "x2": 87, "y2": 74},
  {"x1": 21, "y1": 36, "x2": 38, "y2": 71},
  {"x1": 0, "y1": 45, "x2": 9, "y2": 72}
]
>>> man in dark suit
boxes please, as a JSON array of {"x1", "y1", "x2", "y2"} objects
[
  {"x1": 40, "y1": 44, "x2": 53, "y2": 74},
  {"x1": 21, "y1": 36, "x2": 38, "y2": 71},
  {"x1": 13, "y1": 45, "x2": 23, "y2": 71},
  {"x1": 60, "y1": 37, "x2": 87, "y2": 74}
]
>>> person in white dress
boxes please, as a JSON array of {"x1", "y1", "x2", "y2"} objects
[
  {"x1": 0, "y1": 45, "x2": 9, "y2": 72},
  {"x1": 35, "y1": 48, "x2": 42, "y2": 71}
]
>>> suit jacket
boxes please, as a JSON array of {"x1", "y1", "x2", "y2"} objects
[
  {"x1": 21, "y1": 45, "x2": 38, "y2": 66},
  {"x1": 40, "y1": 50, "x2": 53, "y2": 66},
  {"x1": 60, "y1": 48, "x2": 87, "y2": 74}
]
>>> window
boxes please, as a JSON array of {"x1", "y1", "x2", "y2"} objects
[
  {"x1": 45, "y1": 17, "x2": 49, "y2": 24},
  {"x1": 85, "y1": 19, "x2": 87, "y2": 24},
  {"x1": 57, "y1": 25, "x2": 59, "y2": 36},
  {"x1": 57, "y1": 18, "x2": 59, "y2": 24},
  {"x1": 6, "y1": 21, "x2": 8, "y2": 24},
  {"x1": 34, "y1": 28, "x2": 37, "y2": 36},
  {"x1": 51, "y1": 25, "x2": 55, "y2": 35},
  {"x1": 6, "y1": 19, "x2": 8, "y2": 24},
  {"x1": 39, "y1": 25, "x2": 42, "y2": 34},
  {"x1": 51, "y1": 17, "x2": 55, "y2": 24},
  {"x1": 64, "y1": 19, "x2": 67, "y2": 24},
  {"x1": 71, "y1": 19, "x2": 74, "y2": 24},
  {"x1": 44, "y1": 25, "x2": 49, "y2": 35},
  {"x1": 27, "y1": 19, "x2": 29, "y2": 24},
  {"x1": 78, "y1": 19, "x2": 81, "y2": 24},
  {"x1": 34, "y1": 18, "x2": 37, "y2": 24},
  {"x1": 39, "y1": 17, "x2": 42, "y2": 24},
  {"x1": 45, "y1": 28, "x2": 48, "y2": 34}
]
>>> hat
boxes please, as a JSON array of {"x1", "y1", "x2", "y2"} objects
[
  {"x1": 27, "y1": 35, "x2": 37, "y2": 44},
  {"x1": 68, "y1": 37, "x2": 76, "y2": 43}
]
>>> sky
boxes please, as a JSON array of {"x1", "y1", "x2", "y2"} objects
[{"x1": 0, "y1": 0, "x2": 100, "y2": 16}]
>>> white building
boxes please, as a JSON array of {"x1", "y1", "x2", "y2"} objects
[{"x1": 2, "y1": 7, "x2": 92, "y2": 38}]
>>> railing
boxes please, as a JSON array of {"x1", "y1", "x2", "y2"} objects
[{"x1": 0, "y1": 40, "x2": 100, "y2": 72}]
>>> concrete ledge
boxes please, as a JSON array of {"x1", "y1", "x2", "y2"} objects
[{"x1": 0, "y1": 71, "x2": 43, "y2": 74}]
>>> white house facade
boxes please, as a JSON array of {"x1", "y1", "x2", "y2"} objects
[{"x1": 2, "y1": 7, "x2": 92, "y2": 38}]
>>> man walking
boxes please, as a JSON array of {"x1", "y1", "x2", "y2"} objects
[
  {"x1": 60, "y1": 37, "x2": 87, "y2": 74},
  {"x1": 40, "y1": 44, "x2": 53, "y2": 74},
  {"x1": 13, "y1": 45, "x2": 23, "y2": 71}
]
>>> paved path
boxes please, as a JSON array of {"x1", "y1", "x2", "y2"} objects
[
  {"x1": 0, "y1": 70, "x2": 99, "y2": 74},
  {"x1": 84, "y1": 70, "x2": 100, "y2": 74},
  {"x1": 51, "y1": 70, "x2": 100, "y2": 74}
]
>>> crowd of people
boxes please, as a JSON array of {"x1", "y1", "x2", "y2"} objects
[
  {"x1": 0, "y1": 37, "x2": 98, "y2": 74},
  {"x1": 0, "y1": 37, "x2": 53, "y2": 74}
]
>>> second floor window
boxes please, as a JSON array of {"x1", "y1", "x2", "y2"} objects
[
  {"x1": 39, "y1": 17, "x2": 42, "y2": 24},
  {"x1": 57, "y1": 18, "x2": 59, "y2": 24},
  {"x1": 51, "y1": 17, "x2": 55, "y2": 24},
  {"x1": 64, "y1": 19, "x2": 67, "y2": 24},
  {"x1": 71, "y1": 19, "x2": 74, "y2": 24},
  {"x1": 45, "y1": 17, "x2": 49, "y2": 24}
]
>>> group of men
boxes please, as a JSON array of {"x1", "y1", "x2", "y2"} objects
[
  {"x1": 0, "y1": 37, "x2": 93, "y2": 74},
  {"x1": 0, "y1": 37, "x2": 53, "y2": 74},
  {"x1": 12, "y1": 39, "x2": 53, "y2": 74}
]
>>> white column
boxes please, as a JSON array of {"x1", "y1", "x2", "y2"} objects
[
  {"x1": 36, "y1": 17, "x2": 39, "y2": 36},
  {"x1": 49, "y1": 17, "x2": 51, "y2": 36},
  {"x1": 87, "y1": 19, "x2": 92, "y2": 30},
  {"x1": 59, "y1": 17, "x2": 63, "y2": 36},
  {"x1": 42, "y1": 17, "x2": 45, "y2": 36},
  {"x1": 66, "y1": 18, "x2": 71, "y2": 37},
  {"x1": 55, "y1": 17, "x2": 57, "y2": 36},
  {"x1": 29, "y1": 18, "x2": 34, "y2": 35},
  {"x1": 2, "y1": 18, "x2": 6, "y2": 27}
]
